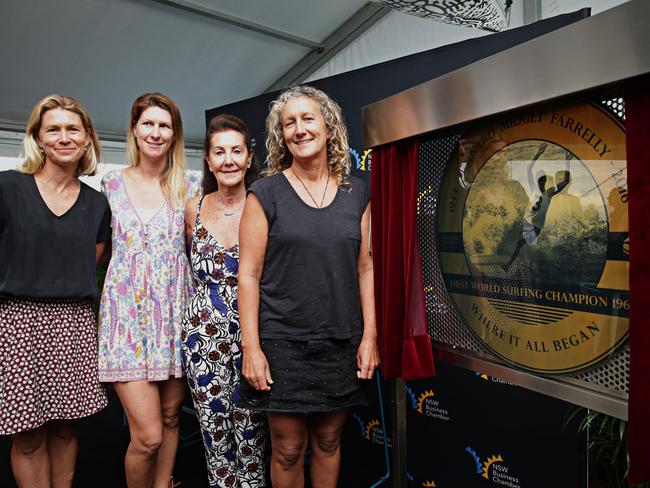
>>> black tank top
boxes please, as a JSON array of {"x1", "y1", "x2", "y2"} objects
[{"x1": 248, "y1": 172, "x2": 370, "y2": 340}]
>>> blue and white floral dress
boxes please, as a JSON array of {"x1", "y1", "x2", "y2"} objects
[{"x1": 182, "y1": 196, "x2": 266, "y2": 488}]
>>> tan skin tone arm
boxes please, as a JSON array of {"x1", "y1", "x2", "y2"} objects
[
  {"x1": 356, "y1": 203, "x2": 380, "y2": 379},
  {"x1": 183, "y1": 196, "x2": 199, "y2": 259},
  {"x1": 239, "y1": 193, "x2": 273, "y2": 391},
  {"x1": 96, "y1": 242, "x2": 109, "y2": 266}
]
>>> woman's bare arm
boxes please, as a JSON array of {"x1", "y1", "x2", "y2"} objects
[
  {"x1": 96, "y1": 241, "x2": 110, "y2": 266},
  {"x1": 356, "y1": 203, "x2": 380, "y2": 379},
  {"x1": 184, "y1": 195, "x2": 199, "y2": 259},
  {"x1": 239, "y1": 193, "x2": 273, "y2": 390}
]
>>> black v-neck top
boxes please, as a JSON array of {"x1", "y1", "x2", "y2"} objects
[{"x1": 0, "y1": 170, "x2": 111, "y2": 300}]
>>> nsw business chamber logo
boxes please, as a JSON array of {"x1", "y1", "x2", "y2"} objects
[
  {"x1": 466, "y1": 446, "x2": 521, "y2": 487},
  {"x1": 407, "y1": 472, "x2": 438, "y2": 487},
  {"x1": 351, "y1": 413, "x2": 391, "y2": 447},
  {"x1": 407, "y1": 473, "x2": 438, "y2": 487},
  {"x1": 349, "y1": 148, "x2": 372, "y2": 171},
  {"x1": 406, "y1": 386, "x2": 450, "y2": 421},
  {"x1": 474, "y1": 371, "x2": 515, "y2": 386}
]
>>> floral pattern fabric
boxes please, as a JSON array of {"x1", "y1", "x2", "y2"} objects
[
  {"x1": 98, "y1": 169, "x2": 200, "y2": 382},
  {"x1": 0, "y1": 298, "x2": 107, "y2": 435},
  {"x1": 182, "y1": 197, "x2": 266, "y2": 488}
]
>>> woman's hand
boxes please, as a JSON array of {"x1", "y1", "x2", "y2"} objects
[
  {"x1": 242, "y1": 347, "x2": 273, "y2": 391},
  {"x1": 356, "y1": 336, "x2": 380, "y2": 380}
]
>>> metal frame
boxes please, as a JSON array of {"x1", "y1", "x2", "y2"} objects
[
  {"x1": 266, "y1": 3, "x2": 391, "y2": 91},
  {"x1": 435, "y1": 343, "x2": 628, "y2": 420},
  {"x1": 152, "y1": 0, "x2": 391, "y2": 93},
  {"x1": 150, "y1": 0, "x2": 323, "y2": 49},
  {"x1": 362, "y1": 0, "x2": 650, "y2": 148},
  {"x1": 523, "y1": 0, "x2": 543, "y2": 24}
]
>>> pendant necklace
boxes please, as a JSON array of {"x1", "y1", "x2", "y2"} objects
[
  {"x1": 217, "y1": 194, "x2": 245, "y2": 217},
  {"x1": 290, "y1": 167, "x2": 330, "y2": 208}
]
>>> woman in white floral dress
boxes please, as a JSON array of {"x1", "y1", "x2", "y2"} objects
[{"x1": 98, "y1": 93, "x2": 199, "y2": 488}]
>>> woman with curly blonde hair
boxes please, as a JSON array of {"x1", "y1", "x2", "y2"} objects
[
  {"x1": 238, "y1": 85, "x2": 379, "y2": 488},
  {"x1": 263, "y1": 84, "x2": 351, "y2": 188}
]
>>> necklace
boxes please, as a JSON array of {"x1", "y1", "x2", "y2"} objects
[
  {"x1": 290, "y1": 167, "x2": 330, "y2": 208},
  {"x1": 215, "y1": 194, "x2": 245, "y2": 217}
]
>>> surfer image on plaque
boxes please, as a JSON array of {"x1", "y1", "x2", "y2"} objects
[
  {"x1": 503, "y1": 142, "x2": 571, "y2": 271},
  {"x1": 461, "y1": 139, "x2": 607, "y2": 286}
]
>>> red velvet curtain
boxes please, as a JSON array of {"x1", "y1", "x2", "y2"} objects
[
  {"x1": 625, "y1": 74, "x2": 650, "y2": 485},
  {"x1": 371, "y1": 138, "x2": 436, "y2": 380}
]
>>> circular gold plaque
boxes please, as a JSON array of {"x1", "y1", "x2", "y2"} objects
[{"x1": 437, "y1": 99, "x2": 628, "y2": 374}]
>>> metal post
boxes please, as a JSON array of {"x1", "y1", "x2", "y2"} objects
[{"x1": 390, "y1": 377, "x2": 408, "y2": 488}]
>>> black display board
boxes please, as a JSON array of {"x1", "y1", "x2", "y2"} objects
[
  {"x1": 404, "y1": 363, "x2": 586, "y2": 488},
  {"x1": 341, "y1": 362, "x2": 587, "y2": 488}
]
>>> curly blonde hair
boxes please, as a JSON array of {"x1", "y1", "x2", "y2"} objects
[{"x1": 264, "y1": 85, "x2": 350, "y2": 187}]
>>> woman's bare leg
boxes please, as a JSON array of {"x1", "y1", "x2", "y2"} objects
[
  {"x1": 308, "y1": 410, "x2": 347, "y2": 488},
  {"x1": 48, "y1": 420, "x2": 78, "y2": 488},
  {"x1": 11, "y1": 425, "x2": 49, "y2": 488},
  {"x1": 152, "y1": 378, "x2": 185, "y2": 488},
  {"x1": 268, "y1": 412, "x2": 309, "y2": 488},
  {"x1": 114, "y1": 380, "x2": 163, "y2": 488}
]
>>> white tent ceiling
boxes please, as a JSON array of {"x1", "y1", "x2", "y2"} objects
[
  {"x1": 0, "y1": 0, "x2": 386, "y2": 146},
  {"x1": 0, "y1": 0, "x2": 629, "y2": 148}
]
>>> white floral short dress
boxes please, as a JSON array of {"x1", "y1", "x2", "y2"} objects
[{"x1": 98, "y1": 169, "x2": 200, "y2": 382}]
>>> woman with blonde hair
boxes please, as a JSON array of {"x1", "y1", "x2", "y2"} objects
[
  {"x1": 98, "y1": 93, "x2": 200, "y2": 488},
  {"x1": 0, "y1": 94, "x2": 110, "y2": 487},
  {"x1": 238, "y1": 85, "x2": 379, "y2": 487}
]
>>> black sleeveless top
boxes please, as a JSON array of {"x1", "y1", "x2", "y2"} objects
[
  {"x1": 248, "y1": 172, "x2": 370, "y2": 340},
  {"x1": 0, "y1": 170, "x2": 111, "y2": 300}
]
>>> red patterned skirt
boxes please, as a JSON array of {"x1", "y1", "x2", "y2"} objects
[{"x1": 0, "y1": 298, "x2": 107, "y2": 435}]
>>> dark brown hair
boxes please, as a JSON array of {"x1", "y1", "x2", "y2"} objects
[{"x1": 202, "y1": 114, "x2": 260, "y2": 194}]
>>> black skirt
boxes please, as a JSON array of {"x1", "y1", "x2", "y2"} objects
[{"x1": 238, "y1": 337, "x2": 367, "y2": 412}]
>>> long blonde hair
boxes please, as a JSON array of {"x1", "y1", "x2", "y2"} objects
[
  {"x1": 20, "y1": 94, "x2": 101, "y2": 176},
  {"x1": 127, "y1": 92, "x2": 187, "y2": 207},
  {"x1": 265, "y1": 85, "x2": 351, "y2": 187}
]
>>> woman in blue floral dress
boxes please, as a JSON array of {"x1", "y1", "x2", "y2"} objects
[{"x1": 182, "y1": 114, "x2": 266, "y2": 488}]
